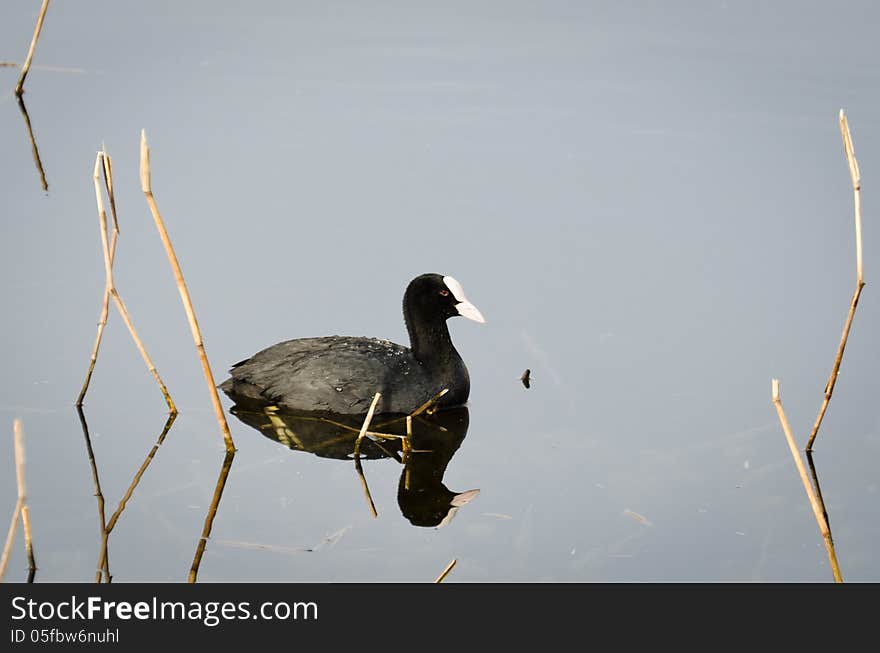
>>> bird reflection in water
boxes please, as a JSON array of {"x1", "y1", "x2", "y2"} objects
[{"x1": 225, "y1": 400, "x2": 479, "y2": 528}]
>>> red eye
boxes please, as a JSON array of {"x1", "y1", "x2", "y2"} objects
[{"x1": 439, "y1": 289, "x2": 449, "y2": 297}]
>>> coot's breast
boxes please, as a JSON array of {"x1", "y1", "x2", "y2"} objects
[{"x1": 220, "y1": 336, "x2": 445, "y2": 415}]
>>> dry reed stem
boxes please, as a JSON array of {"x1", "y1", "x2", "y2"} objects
[
  {"x1": 352, "y1": 393, "x2": 382, "y2": 518},
  {"x1": 771, "y1": 380, "x2": 843, "y2": 582},
  {"x1": 140, "y1": 130, "x2": 235, "y2": 451},
  {"x1": 13, "y1": 420, "x2": 36, "y2": 575},
  {"x1": 79, "y1": 153, "x2": 177, "y2": 412},
  {"x1": 411, "y1": 388, "x2": 449, "y2": 417},
  {"x1": 14, "y1": 0, "x2": 50, "y2": 96},
  {"x1": 841, "y1": 110, "x2": 863, "y2": 282},
  {"x1": 806, "y1": 109, "x2": 865, "y2": 452},
  {"x1": 404, "y1": 415, "x2": 413, "y2": 455},
  {"x1": 403, "y1": 415, "x2": 413, "y2": 490},
  {"x1": 434, "y1": 558, "x2": 456, "y2": 583},
  {"x1": 101, "y1": 145, "x2": 119, "y2": 234},
  {"x1": 15, "y1": 94, "x2": 48, "y2": 191},
  {"x1": 216, "y1": 540, "x2": 310, "y2": 555},
  {"x1": 0, "y1": 419, "x2": 37, "y2": 582},
  {"x1": 77, "y1": 152, "x2": 120, "y2": 406},
  {"x1": 0, "y1": 499, "x2": 22, "y2": 582},
  {"x1": 353, "y1": 393, "x2": 382, "y2": 460},
  {"x1": 189, "y1": 450, "x2": 236, "y2": 583}
]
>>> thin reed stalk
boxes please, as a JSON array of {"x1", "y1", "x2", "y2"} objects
[
  {"x1": 434, "y1": 558, "x2": 456, "y2": 583},
  {"x1": 0, "y1": 499, "x2": 22, "y2": 582},
  {"x1": 189, "y1": 450, "x2": 236, "y2": 583},
  {"x1": 14, "y1": 0, "x2": 50, "y2": 96},
  {"x1": 140, "y1": 130, "x2": 234, "y2": 451},
  {"x1": 403, "y1": 415, "x2": 413, "y2": 490},
  {"x1": 352, "y1": 393, "x2": 382, "y2": 518},
  {"x1": 78, "y1": 152, "x2": 177, "y2": 412},
  {"x1": 806, "y1": 109, "x2": 865, "y2": 452},
  {"x1": 0, "y1": 419, "x2": 37, "y2": 582},
  {"x1": 771, "y1": 380, "x2": 843, "y2": 582},
  {"x1": 353, "y1": 393, "x2": 382, "y2": 459},
  {"x1": 13, "y1": 420, "x2": 36, "y2": 577},
  {"x1": 411, "y1": 388, "x2": 449, "y2": 417},
  {"x1": 77, "y1": 151, "x2": 119, "y2": 405}
]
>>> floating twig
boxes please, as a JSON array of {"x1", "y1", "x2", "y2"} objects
[
  {"x1": 215, "y1": 540, "x2": 311, "y2": 555},
  {"x1": 78, "y1": 151, "x2": 176, "y2": 412},
  {"x1": 15, "y1": 94, "x2": 48, "y2": 191},
  {"x1": 189, "y1": 450, "x2": 236, "y2": 583},
  {"x1": 140, "y1": 130, "x2": 234, "y2": 451},
  {"x1": 806, "y1": 109, "x2": 865, "y2": 451},
  {"x1": 434, "y1": 558, "x2": 456, "y2": 583},
  {"x1": 14, "y1": 0, "x2": 50, "y2": 96},
  {"x1": 771, "y1": 380, "x2": 843, "y2": 582}
]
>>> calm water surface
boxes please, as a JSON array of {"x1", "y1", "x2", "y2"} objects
[{"x1": 2, "y1": 1, "x2": 879, "y2": 582}]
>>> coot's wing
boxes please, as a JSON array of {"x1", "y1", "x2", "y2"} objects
[{"x1": 221, "y1": 336, "x2": 431, "y2": 415}]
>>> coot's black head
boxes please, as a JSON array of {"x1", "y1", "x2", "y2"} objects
[{"x1": 403, "y1": 273, "x2": 486, "y2": 325}]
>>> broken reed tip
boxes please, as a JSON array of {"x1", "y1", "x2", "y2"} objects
[
  {"x1": 13, "y1": 417, "x2": 24, "y2": 453},
  {"x1": 139, "y1": 129, "x2": 150, "y2": 193}
]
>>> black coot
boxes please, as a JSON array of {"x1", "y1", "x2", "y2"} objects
[{"x1": 219, "y1": 273, "x2": 485, "y2": 415}]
